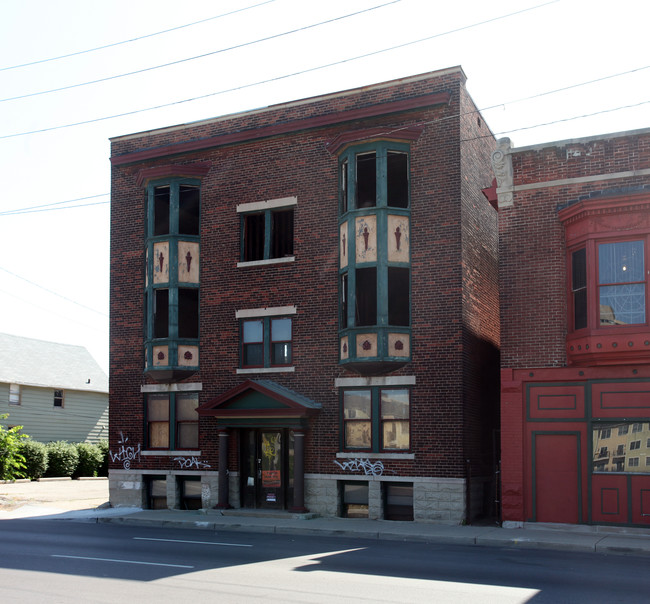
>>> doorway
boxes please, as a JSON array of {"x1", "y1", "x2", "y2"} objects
[{"x1": 240, "y1": 429, "x2": 294, "y2": 509}]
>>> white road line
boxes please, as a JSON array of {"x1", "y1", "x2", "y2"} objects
[
  {"x1": 51, "y1": 554, "x2": 193, "y2": 569},
  {"x1": 133, "y1": 537, "x2": 252, "y2": 547}
]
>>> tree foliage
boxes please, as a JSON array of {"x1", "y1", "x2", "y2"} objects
[{"x1": 0, "y1": 414, "x2": 27, "y2": 480}]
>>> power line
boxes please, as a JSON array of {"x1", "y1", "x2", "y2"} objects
[
  {"x1": 0, "y1": 1, "x2": 401, "y2": 103},
  {"x1": 0, "y1": 194, "x2": 109, "y2": 216},
  {"x1": 0, "y1": 0, "x2": 277, "y2": 72},
  {"x1": 0, "y1": 200, "x2": 109, "y2": 216},
  {"x1": 0, "y1": 266, "x2": 108, "y2": 317},
  {"x1": 0, "y1": 0, "x2": 560, "y2": 139}
]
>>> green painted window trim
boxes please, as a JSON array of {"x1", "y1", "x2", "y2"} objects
[
  {"x1": 144, "y1": 178, "x2": 201, "y2": 369},
  {"x1": 337, "y1": 141, "x2": 412, "y2": 364}
]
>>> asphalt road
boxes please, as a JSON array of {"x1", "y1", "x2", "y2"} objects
[{"x1": 0, "y1": 519, "x2": 648, "y2": 603}]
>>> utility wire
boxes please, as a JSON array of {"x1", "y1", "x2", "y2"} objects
[
  {"x1": 0, "y1": 194, "x2": 109, "y2": 216},
  {"x1": 0, "y1": 1, "x2": 401, "y2": 103},
  {"x1": 0, "y1": 200, "x2": 109, "y2": 216},
  {"x1": 0, "y1": 0, "x2": 277, "y2": 72},
  {"x1": 0, "y1": 0, "x2": 560, "y2": 139},
  {"x1": 0, "y1": 266, "x2": 108, "y2": 317}
]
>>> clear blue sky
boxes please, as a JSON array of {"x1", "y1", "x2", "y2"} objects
[{"x1": 0, "y1": 0, "x2": 648, "y2": 373}]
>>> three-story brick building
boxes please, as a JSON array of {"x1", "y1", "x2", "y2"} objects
[{"x1": 109, "y1": 66, "x2": 499, "y2": 522}]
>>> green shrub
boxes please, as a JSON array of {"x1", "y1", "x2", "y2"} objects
[
  {"x1": 0, "y1": 415, "x2": 27, "y2": 480},
  {"x1": 45, "y1": 441, "x2": 79, "y2": 477},
  {"x1": 20, "y1": 439, "x2": 48, "y2": 480},
  {"x1": 97, "y1": 440, "x2": 109, "y2": 477},
  {"x1": 74, "y1": 442, "x2": 103, "y2": 477}
]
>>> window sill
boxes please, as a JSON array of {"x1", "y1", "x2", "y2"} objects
[
  {"x1": 236, "y1": 367, "x2": 295, "y2": 375},
  {"x1": 237, "y1": 256, "x2": 295, "y2": 268},
  {"x1": 336, "y1": 452, "x2": 414, "y2": 460}
]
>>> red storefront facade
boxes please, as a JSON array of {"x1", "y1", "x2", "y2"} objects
[{"x1": 493, "y1": 130, "x2": 650, "y2": 528}]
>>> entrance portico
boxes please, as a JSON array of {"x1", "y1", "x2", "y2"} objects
[{"x1": 197, "y1": 379, "x2": 320, "y2": 512}]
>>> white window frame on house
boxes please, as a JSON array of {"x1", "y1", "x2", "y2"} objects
[
  {"x1": 9, "y1": 383, "x2": 20, "y2": 405},
  {"x1": 237, "y1": 196, "x2": 297, "y2": 267},
  {"x1": 53, "y1": 389, "x2": 64, "y2": 408},
  {"x1": 235, "y1": 306, "x2": 297, "y2": 374}
]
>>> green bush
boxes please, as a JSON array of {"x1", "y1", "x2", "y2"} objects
[
  {"x1": 97, "y1": 439, "x2": 109, "y2": 477},
  {"x1": 0, "y1": 415, "x2": 27, "y2": 480},
  {"x1": 20, "y1": 440, "x2": 48, "y2": 480},
  {"x1": 45, "y1": 441, "x2": 79, "y2": 477},
  {"x1": 74, "y1": 442, "x2": 103, "y2": 477}
]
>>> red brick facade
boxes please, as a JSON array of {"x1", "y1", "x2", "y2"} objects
[
  {"x1": 496, "y1": 130, "x2": 650, "y2": 527},
  {"x1": 109, "y1": 67, "x2": 499, "y2": 521}
]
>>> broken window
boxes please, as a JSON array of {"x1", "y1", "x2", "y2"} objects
[
  {"x1": 387, "y1": 151, "x2": 409, "y2": 208},
  {"x1": 179, "y1": 185, "x2": 200, "y2": 235},
  {"x1": 340, "y1": 273, "x2": 348, "y2": 329},
  {"x1": 340, "y1": 158, "x2": 348, "y2": 214},
  {"x1": 242, "y1": 208, "x2": 294, "y2": 262},
  {"x1": 178, "y1": 288, "x2": 199, "y2": 338},
  {"x1": 388, "y1": 267, "x2": 410, "y2": 326},
  {"x1": 153, "y1": 289, "x2": 169, "y2": 338},
  {"x1": 356, "y1": 152, "x2": 376, "y2": 208},
  {"x1": 355, "y1": 267, "x2": 377, "y2": 326},
  {"x1": 153, "y1": 186, "x2": 170, "y2": 236}
]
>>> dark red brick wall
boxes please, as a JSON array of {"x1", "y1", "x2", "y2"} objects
[
  {"x1": 110, "y1": 68, "x2": 499, "y2": 482},
  {"x1": 500, "y1": 132, "x2": 650, "y2": 370}
]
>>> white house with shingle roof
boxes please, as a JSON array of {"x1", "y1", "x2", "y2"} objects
[{"x1": 0, "y1": 333, "x2": 108, "y2": 443}]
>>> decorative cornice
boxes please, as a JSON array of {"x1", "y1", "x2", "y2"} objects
[
  {"x1": 135, "y1": 163, "x2": 211, "y2": 187},
  {"x1": 112, "y1": 92, "x2": 451, "y2": 167},
  {"x1": 326, "y1": 124, "x2": 425, "y2": 155}
]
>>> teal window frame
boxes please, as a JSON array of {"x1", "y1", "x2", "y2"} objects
[
  {"x1": 145, "y1": 392, "x2": 199, "y2": 450},
  {"x1": 340, "y1": 387, "x2": 411, "y2": 452},
  {"x1": 144, "y1": 177, "x2": 201, "y2": 369},
  {"x1": 240, "y1": 316, "x2": 293, "y2": 368},
  {"x1": 240, "y1": 207, "x2": 294, "y2": 262}
]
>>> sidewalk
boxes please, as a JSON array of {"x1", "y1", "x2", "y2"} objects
[{"x1": 2, "y1": 479, "x2": 650, "y2": 557}]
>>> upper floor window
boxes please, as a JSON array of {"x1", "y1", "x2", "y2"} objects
[
  {"x1": 570, "y1": 237, "x2": 648, "y2": 331},
  {"x1": 151, "y1": 182, "x2": 200, "y2": 237},
  {"x1": 598, "y1": 240, "x2": 645, "y2": 326},
  {"x1": 241, "y1": 316, "x2": 292, "y2": 368},
  {"x1": 339, "y1": 143, "x2": 409, "y2": 214},
  {"x1": 53, "y1": 389, "x2": 64, "y2": 408},
  {"x1": 237, "y1": 197, "x2": 296, "y2": 265},
  {"x1": 236, "y1": 306, "x2": 297, "y2": 373}
]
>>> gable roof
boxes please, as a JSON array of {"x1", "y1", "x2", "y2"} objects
[
  {"x1": 197, "y1": 379, "x2": 321, "y2": 420},
  {"x1": 0, "y1": 333, "x2": 108, "y2": 393}
]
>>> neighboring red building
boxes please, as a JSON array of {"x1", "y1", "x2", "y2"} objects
[
  {"x1": 493, "y1": 130, "x2": 650, "y2": 528},
  {"x1": 108, "y1": 67, "x2": 499, "y2": 522}
]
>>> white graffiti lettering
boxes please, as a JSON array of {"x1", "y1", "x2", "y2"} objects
[
  {"x1": 174, "y1": 456, "x2": 211, "y2": 469},
  {"x1": 334, "y1": 458, "x2": 386, "y2": 476},
  {"x1": 109, "y1": 432, "x2": 141, "y2": 470}
]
